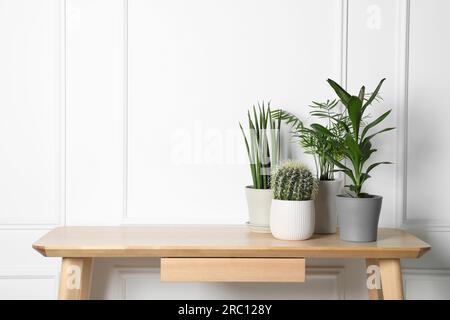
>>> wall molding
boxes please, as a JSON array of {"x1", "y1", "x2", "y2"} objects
[
  {"x1": 0, "y1": 274, "x2": 58, "y2": 299},
  {"x1": 0, "y1": 274, "x2": 57, "y2": 280},
  {"x1": 403, "y1": 268, "x2": 450, "y2": 277},
  {"x1": 394, "y1": 0, "x2": 450, "y2": 231},
  {"x1": 306, "y1": 266, "x2": 346, "y2": 300},
  {"x1": 61, "y1": 0, "x2": 67, "y2": 227},
  {"x1": 122, "y1": 0, "x2": 129, "y2": 222},
  {"x1": 394, "y1": 0, "x2": 410, "y2": 229},
  {"x1": 0, "y1": 0, "x2": 66, "y2": 228},
  {"x1": 402, "y1": 222, "x2": 450, "y2": 233},
  {"x1": 340, "y1": 0, "x2": 349, "y2": 90},
  {"x1": 0, "y1": 226, "x2": 57, "y2": 231},
  {"x1": 403, "y1": 268, "x2": 450, "y2": 299},
  {"x1": 120, "y1": 0, "x2": 351, "y2": 224}
]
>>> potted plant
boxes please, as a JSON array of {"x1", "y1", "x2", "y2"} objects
[
  {"x1": 270, "y1": 160, "x2": 318, "y2": 240},
  {"x1": 273, "y1": 101, "x2": 346, "y2": 234},
  {"x1": 239, "y1": 102, "x2": 281, "y2": 231},
  {"x1": 314, "y1": 78, "x2": 395, "y2": 242}
]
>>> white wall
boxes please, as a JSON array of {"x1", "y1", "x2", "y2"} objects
[{"x1": 0, "y1": 0, "x2": 449, "y2": 299}]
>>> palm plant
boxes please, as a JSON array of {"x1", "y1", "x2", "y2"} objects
[
  {"x1": 239, "y1": 102, "x2": 281, "y2": 189},
  {"x1": 312, "y1": 78, "x2": 395, "y2": 198},
  {"x1": 273, "y1": 100, "x2": 346, "y2": 181}
]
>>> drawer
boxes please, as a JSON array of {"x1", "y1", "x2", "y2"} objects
[{"x1": 160, "y1": 258, "x2": 305, "y2": 282}]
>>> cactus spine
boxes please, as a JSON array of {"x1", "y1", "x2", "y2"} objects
[{"x1": 271, "y1": 161, "x2": 317, "y2": 201}]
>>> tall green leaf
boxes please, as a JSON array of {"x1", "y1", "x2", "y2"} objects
[
  {"x1": 358, "y1": 86, "x2": 366, "y2": 101},
  {"x1": 366, "y1": 161, "x2": 392, "y2": 174},
  {"x1": 363, "y1": 127, "x2": 395, "y2": 143},
  {"x1": 362, "y1": 78, "x2": 386, "y2": 112},
  {"x1": 239, "y1": 122, "x2": 256, "y2": 186},
  {"x1": 361, "y1": 110, "x2": 392, "y2": 139},
  {"x1": 346, "y1": 96, "x2": 363, "y2": 140},
  {"x1": 327, "y1": 79, "x2": 351, "y2": 105},
  {"x1": 240, "y1": 102, "x2": 281, "y2": 189}
]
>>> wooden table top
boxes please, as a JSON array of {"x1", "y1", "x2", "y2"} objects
[{"x1": 32, "y1": 225, "x2": 430, "y2": 259}]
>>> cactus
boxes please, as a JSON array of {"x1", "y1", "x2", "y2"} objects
[{"x1": 271, "y1": 161, "x2": 317, "y2": 201}]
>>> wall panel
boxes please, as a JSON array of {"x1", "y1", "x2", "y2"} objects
[
  {"x1": 0, "y1": 0, "x2": 62, "y2": 225},
  {"x1": 126, "y1": 0, "x2": 343, "y2": 223},
  {"x1": 406, "y1": 0, "x2": 450, "y2": 225},
  {"x1": 0, "y1": 277, "x2": 57, "y2": 300},
  {"x1": 66, "y1": 0, "x2": 125, "y2": 225},
  {"x1": 404, "y1": 269, "x2": 450, "y2": 300}
]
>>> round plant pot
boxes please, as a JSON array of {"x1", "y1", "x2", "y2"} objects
[
  {"x1": 245, "y1": 186, "x2": 273, "y2": 228},
  {"x1": 270, "y1": 199, "x2": 315, "y2": 240},
  {"x1": 336, "y1": 195, "x2": 382, "y2": 242},
  {"x1": 314, "y1": 179, "x2": 342, "y2": 234}
]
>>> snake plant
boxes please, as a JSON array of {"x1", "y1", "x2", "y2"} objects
[{"x1": 239, "y1": 102, "x2": 281, "y2": 189}]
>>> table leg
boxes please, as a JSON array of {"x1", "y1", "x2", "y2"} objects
[
  {"x1": 365, "y1": 258, "x2": 383, "y2": 300},
  {"x1": 379, "y1": 258, "x2": 404, "y2": 300},
  {"x1": 58, "y1": 257, "x2": 92, "y2": 300}
]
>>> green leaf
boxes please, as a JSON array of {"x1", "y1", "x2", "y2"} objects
[
  {"x1": 361, "y1": 110, "x2": 392, "y2": 139},
  {"x1": 328, "y1": 157, "x2": 351, "y2": 171},
  {"x1": 346, "y1": 96, "x2": 363, "y2": 140},
  {"x1": 363, "y1": 78, "x2": 386, "y2": 111},
  {"x1": 363, "y1": 127, "x2": 395, "y2": 143},
  {"x1": 366, "y1": 161, "x2": 392, "y2": 174},
  {"x1": 344, "y1": 135, "x2": 362, "y2": 172},
  {"x1": 327, "y1": 79, "x2": 351, "y2": 105},
  {"x1": 358, "y1": 86, "x2": 366, "y2": 101},
  {"x1": 360, "y1": 173, "x2": 371, "y2": 184},
  {"x1": 268, "y1": 105, "x2": 273, "y2": 130},
  {"x1": 359, "y1": 139, "x2": 377, "y2": 166},
  {"x1": 346, "y1": 135, "x2": 361, "y2": 159},
  {"x1": 276, "y1": 110, "x2": 303, "y2": 130},
  {"x1": 334, "y1": 118, "x2": 351, "y2": 134},
  {"x1": 252, "y1": 106, "x2": 259, "y2": 139},
  {"x1": 310, "y1": 123, "x2": 333, "y2": 136},
  {"x1": 239, "y1": 122, "x2": 257, "y2": 187},
  {"x1": 334, "y1": 168, "x2": 357, "y2": 186},
  {"x1": 239, "y1": 122, "x2": 251, "y2": 161}
]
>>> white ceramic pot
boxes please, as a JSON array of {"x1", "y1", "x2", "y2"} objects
[
  {"x1": 314, "y1": 179, "x2": 343, "y2": 234},
  {"x1": 270, "y1": 199, "x2": 315, "y2": 240},
  {"x1": 245, "y1": 187, "x2": 273, "y2": 228}
]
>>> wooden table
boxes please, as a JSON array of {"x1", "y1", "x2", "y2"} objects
[{"x1": 32, "y1": 225, "x2": 430, "y2": 300}]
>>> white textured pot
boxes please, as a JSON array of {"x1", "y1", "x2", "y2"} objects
[
  {"x1": 270, "y1": 199, "x2": 315, "y2": 240},
  {"x1": 314, "y1": 179, "x2": 343, "y2": 234},
  {"x1": 245, "y1": 187, "x2": 273, "y2": 228}
]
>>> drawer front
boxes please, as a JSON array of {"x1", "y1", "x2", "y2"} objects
[{"x1": 160, "y1": 258, "x2": 305, "y2": 282}]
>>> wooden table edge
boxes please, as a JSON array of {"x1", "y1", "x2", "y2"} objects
[
  {"x1": 32, "y1": 245, "x2": 430, "y2": 259},
  {"x1": 32, "y1": 244, "x2": 46, "y2": 256}
]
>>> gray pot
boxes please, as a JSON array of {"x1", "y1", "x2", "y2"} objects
[
  {"x1": 336, "y1": 195, "x2": 382, "y2": 242},
  {"x1": 314, "y1": 180, "x2": 342, "y2": 234}
]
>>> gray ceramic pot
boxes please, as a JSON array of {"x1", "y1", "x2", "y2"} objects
[
  {"x1": 314, "y1": 180, "x2": 343, "y2": 234},
  {"x1": 336, "y1": 195, "x2": 382, "y2": 242}
]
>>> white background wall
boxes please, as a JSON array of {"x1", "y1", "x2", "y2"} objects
[{"x1": 0, "y1": 0, "x2": 449, "y2": 299}]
